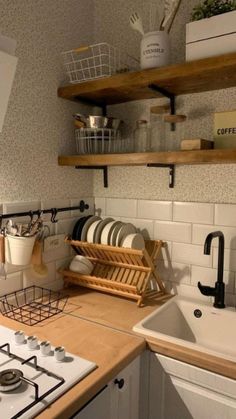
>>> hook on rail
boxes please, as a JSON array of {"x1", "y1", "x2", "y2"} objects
[{"x1": 51, "y1": 208, "x2": 58, "y2": 223}]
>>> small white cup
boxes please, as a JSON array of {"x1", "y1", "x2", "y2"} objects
[
  {"x1": 14, "y1": 330, "x2": 25, "y2": 344},
  {"x1": 27, "y1": 335, "x2": 38, "y2": 350},
  {"x1": 54, "y1": 346, "x2": 65, "y2": 362},
  {"x1": 40, "y1": 341, "x2": 51, "y2": 356}
]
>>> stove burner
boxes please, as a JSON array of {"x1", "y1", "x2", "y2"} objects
[{"x1": 0, "y1": 369, "x2": 23, "y2": 392}]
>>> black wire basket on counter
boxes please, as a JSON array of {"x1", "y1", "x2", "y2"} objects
[{"x1": 0, "y1": 286, "x2": 68, "y2": 326}]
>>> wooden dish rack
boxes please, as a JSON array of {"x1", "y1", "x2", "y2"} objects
[{"x1": 62, "y1": 238, "x2": 166, "y2": 306}]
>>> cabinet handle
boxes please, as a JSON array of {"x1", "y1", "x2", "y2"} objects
[{"x1": 114, "y1": 378, "x2": 125, "y2": 389}]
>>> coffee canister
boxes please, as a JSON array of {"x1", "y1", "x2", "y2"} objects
[{"x1": 140, "y1": 31, "x2": 170, "y2": 70}]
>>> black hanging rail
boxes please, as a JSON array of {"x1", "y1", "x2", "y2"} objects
[{"x1": 0, "y1": 200, "x2": 89, "y2": 224}]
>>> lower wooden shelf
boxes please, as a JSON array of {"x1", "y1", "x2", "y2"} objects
[
  {"x1": 62, "y1": 239, "x2": 166, "y2": 306},
  {"x1": 58, "y1": 149, "x2": 236, "y2": 167}
]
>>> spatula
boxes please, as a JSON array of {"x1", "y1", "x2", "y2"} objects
[{"x1": 129, "y1": 12, "x2": 145, "y2": 36}]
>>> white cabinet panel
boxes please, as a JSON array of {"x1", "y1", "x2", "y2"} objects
[
  {"x1": 149, "y1": 353, "x2": 236, "y2": 419},
  {"x1": 74, "y1": 386, "x2": 112, "y2": 419},
  {"x1": 0, "y1": 50, "x2": 18, "y2": 132}
]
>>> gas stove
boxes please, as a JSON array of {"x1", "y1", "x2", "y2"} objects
[{"x1": 0, "y1": 325, "x2": 96, "y2": 418}]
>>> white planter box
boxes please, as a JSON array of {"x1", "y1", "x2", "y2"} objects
[{"x1": 185, "y1": 10, "x2": 236, "y2": 61}]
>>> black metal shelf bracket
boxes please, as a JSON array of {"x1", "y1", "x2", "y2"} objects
[
  {"x1": 76, "y1": 166, "x2": 108, "y2": 188},
  {"x1": 147, "y1": 163, "x2": 175, "y2": 188},
  {"x1": 148, "y1": 84, "x2": 176, "y2": 131}
]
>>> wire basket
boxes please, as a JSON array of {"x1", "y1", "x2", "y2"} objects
[
  {"x1": 62, "y1": 43, "x2": 139, "y2": 84},
  {"x1": 75, "y1": 128, "x2": 126, "y2": 154},
  {"x1": 0, "y1": 286, "x2": 68, "y2": 326}
]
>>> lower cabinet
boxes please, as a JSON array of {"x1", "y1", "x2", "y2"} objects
[
  {"x1": 149, "y1": 352, "x2": 236, "y2": 419},
  {"x1": 74, "y1": 356, "x2": 140, "y2": 419}
]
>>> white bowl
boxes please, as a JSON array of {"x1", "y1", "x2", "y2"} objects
[{"x1": 69, "y1": 255, "x2": 93, "y2": 275}]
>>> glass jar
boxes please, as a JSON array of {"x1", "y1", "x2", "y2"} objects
[
  {"x1": 164, "y1": 115, "x2": 186, "y2": 151},
  {"x1": 150, "y1": 117, "x2": 166, "y2": 151},
  {"x1": 133, "y1": 120, "x2": 151, "y2": 152}
]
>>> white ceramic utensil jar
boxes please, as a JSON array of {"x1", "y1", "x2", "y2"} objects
[{"x1": 140, "y1": 31, "x2": 170, "y2": 70}]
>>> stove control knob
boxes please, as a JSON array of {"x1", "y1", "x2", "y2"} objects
[
  {"x1": 40, "y1": 341, "x2": 51, "y2": 356},
  {"x1": 27, "y1": 336, "x2": 38, "y2": 350},
  {"x1": 14, "y1": 331, "x2": 25, "y2": 344},
  {"x1": 54, "y1": 346, "x2": 65, "y2": 362}
]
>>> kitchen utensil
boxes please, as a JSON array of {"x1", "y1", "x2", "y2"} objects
[
  {"x1": 86, "y1": 219, "x2": 103, "y2": 243},
  {"x1": 100, "y1": 220, "x2": 121, "y2": 245},
  {"x1": 69, "y1": 255, "x2": 93, "y2": 275},
  {"x1": 115, "y1": 223, "x2": 137, "y2": 247},
  {"x1": 110, "y1": 221, "x2": 123, "y2": 246},
  {"x1": 160, "y1": 0, "x2": 181, "y2": 32},
  {"x1": 149, "y1": 1, "x2": 160, "y2": 31},
  {"x1": 129, "y1": 12, "x2": 145, "y2": 36}
]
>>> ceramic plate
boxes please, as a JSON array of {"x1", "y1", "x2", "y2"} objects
[
  {"x1": 87, "y1": 219, "x2": 103, "y2": 243},
  {"x1": 121, "y1": 233, "x2": 145, "y2": 250},
  {"x1": 101, "y1": 220, "x2": 121, "y2": 245},
  {"x1": 72, "y1": 217, "x2": 88, "y2": 240},
  {"x1": 115, "y1": 223, "x2": 137, "y2": 247},
  {"x1": 110, "y1": 221, "x2": 123, "y2": 246},
  {"x1": 93, "y1": 217, "x2": 114, "y2": 244},
  {"x1": 80, "y1": 215, "x2": 101, "y2": 242}
]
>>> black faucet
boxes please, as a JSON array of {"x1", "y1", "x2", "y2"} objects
[{"x1": 198, "y1": 231, "x2": 225, "y2": 309}]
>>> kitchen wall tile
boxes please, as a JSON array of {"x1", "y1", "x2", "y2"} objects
[
  {"x1": 94, "y1": 197, "x2": 106, "y2": 217},
  {"x1": 71, "y1": 197, "x2": 95, "y2": 217},
  {"x1": 45, "y1": 278, "x2": 64, "y2": 291},
  {"x1": 43, "y1": 242, "x2": 70, "y2": 263},
  {"x1": 157, "y1": 259, "x2": 191, "y2": 285},
  {"x1": 213, "y1": 248, "x2": 236, "y2": 272},
  {"x1": 192, "y1": 224, "x2": 236, "y2": 249},
  {"x1": 23, "y1": 262, "x2": 56, "y2": 288},
  {"x1": 56, "y1": 218, "x2": 78, "y2": 236},
  {"x1": 41, "y1": 198, "x2": 71, "y2": 221},
  {"x1": 215, "y1": 204, "x2": 236, "y2": 227},
  {"x1": 0, "y1": 271, "x2": 23, "y2": 296},
  {"x1": 106, "y1": 198, "x2": 137, "y2": 218},
  {"x1": 56, "y1": 258, "x2": 72, "y2": 280},
  {"x1": 154, "y1": 221, "x2": 191, "y2": 243},
  {"x1": 156, "y1": 241, "x2": 172, "y2": 261},
  {"x1": 191, "y1": 265, "x2": 235, "y2": 293},
  {"x1": 137, "y1": 200, "x2": 172, "y2": 220},
  {"x1": 224, "y1": 293, "x2": 236, "y2": 307},
  {"x1": 120, "y1": 217, "x2": 154, "y2": 239},
  {"x1": 167, "y1": 282, "x2": 212, "y2": 302},
  {"x1": 172, "y1": 242, "x2": 212, "y2": 267},
  {"x1": 3, "y1": 201, "x2": 41, "y2": 223},
  {"x1": 173, "y1": 202, "x2": 214, "y2": 224}
]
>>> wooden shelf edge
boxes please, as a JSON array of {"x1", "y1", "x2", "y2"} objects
[
  {"x1": 58, "y1": 149, "x2": 236, "y2": 167},
  {"x1": 58, "y1": 52, "x2": 236, "y2": 102}
]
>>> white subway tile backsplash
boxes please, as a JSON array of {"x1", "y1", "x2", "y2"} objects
[
  {"x1": 154, "y1": 221, "x2": 191, "y2": 243},
  {"x1": 167, "y1": 282, "x2": 212, "y2": 302},
  {"x1": 192, "y1": 224, "x2": 236, "y2": 249},
  {"x1": 137, "y1": 200, "x2": 172, "y2": 220},
  {"x1": 0, "y1": 271, "x2": 23, "y2": 296},
  {"x1": 71, "y1": 197, "x2": 94, "y2": 217},
  {"x1": 3, "y1": 201, "x2": 41, "y2": 223},
  {"x1": 191, "y1": 265, "x2": 235, "y2": 293},
  {"x1": 172, "y1": 242, "x2": 212, "y2": 267},
  {"x1": 215, "y1": 204, "x2": 236, "y2": 227},
  {"x1": 23, "y1": 262, "x2": 56, "y2": 288},
  {"x1": 120, "y1": 217, "x2": 154, "y2": 239},
  {"x1": 56, "y1": 218, "x2": 78, "y2": 236},
  {"x1": 173, "y1": 202, "x2": 214, "y2": 224},
  {"x1": 213, "y1": 248, "x2": 236, "y2": 272},
  {"x1": 94, "y1": 197, "x2": 106, "y2": 217},
  {"x1": 157, "y1": 259, "x2": 191, "y2": 285},
  {"x1": 106, "y1": 198, "x2": 137, "y2": 217}
]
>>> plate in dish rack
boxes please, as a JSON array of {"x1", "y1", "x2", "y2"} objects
[
  {"x1": 93, "y1": 217, "x2": 114, "y2": 243},
  {"x1": 80, "y1": 215, "x2": 101, "y2": 241}
]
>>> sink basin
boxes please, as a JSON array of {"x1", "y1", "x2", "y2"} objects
[{"x1": 133, "y1": 295, "x2": 236, "y2": 361}]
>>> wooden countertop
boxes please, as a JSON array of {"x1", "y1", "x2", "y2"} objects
[
  {"x1": 1, "y1": 286, "x2": 236, "y2": 418},
  {"x1": 0, "y1": 309, "x2": 145, "y2": 419}
]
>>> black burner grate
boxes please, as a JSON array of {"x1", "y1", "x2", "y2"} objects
[{"x1": 0, "y1": 286, "x2": 68, "y2": 325}]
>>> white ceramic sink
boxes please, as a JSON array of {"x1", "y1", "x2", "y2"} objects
[{"x1": 133, "y1": 295, "x2": 236, "y2": 361}]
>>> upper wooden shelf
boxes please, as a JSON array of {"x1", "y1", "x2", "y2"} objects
[
  {"x1": 58, "y1": 149, "x2": 236, "y2": 167},
  {"x1": 58, "y1": 52, "x2": 236, "y2": 105}
]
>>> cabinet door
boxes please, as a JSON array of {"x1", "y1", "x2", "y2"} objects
[
  {"x1": 73, "y1": 385, "x2": 112, "y2": 419},
  {"x1": 111, "y1": 356, "x2": 140, "y2": 419},
  {"x1": 149, "y1": 353, "x2": 236, "y2": 419}
]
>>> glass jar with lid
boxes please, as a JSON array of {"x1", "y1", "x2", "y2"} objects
[{"x1": 133, "y1": 120, "x2": 151, "y2": 152}]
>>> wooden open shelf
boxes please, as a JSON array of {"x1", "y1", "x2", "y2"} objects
[
  {"x1": 58, "y1": 149, "x2": 236, "y2": 167},
  {"x1": 62, "y1": 239, "x2": 166, "y2": 306},
  {"x1": 58, "y1": 52, "x2": 236, "y2": 105}
]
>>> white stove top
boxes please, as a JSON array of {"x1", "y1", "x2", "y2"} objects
[{"x1": 0, "y1": 325, "x2": 96, "y2": 419}]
